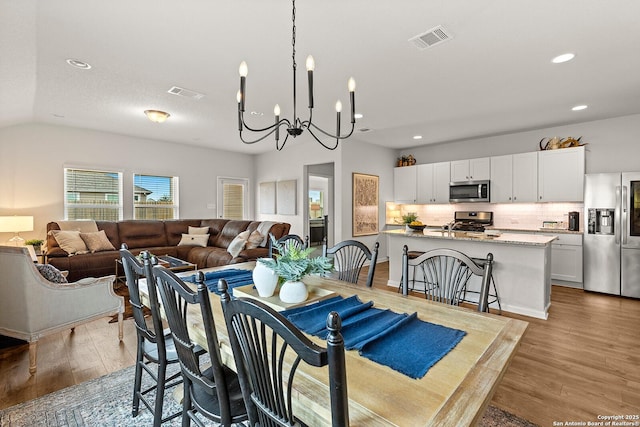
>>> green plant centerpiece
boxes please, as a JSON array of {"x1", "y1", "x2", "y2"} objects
[
  {"x1": 258, "y1": 235, "x2": 333, "y2": 304},
  {"x1": 401, "y1": 212, "x2": 418, "y2": 224}
]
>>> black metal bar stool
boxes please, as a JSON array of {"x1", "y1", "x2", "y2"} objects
[{"x1": 397, "y1": 250, "x2": 428, "y2": 294}]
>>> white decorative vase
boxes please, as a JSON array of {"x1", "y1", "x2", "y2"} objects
[
  {"x1": 279, "y1": 280, "x2": 308, "y2": 304},
  {"x1": 252, "y1": 260, "x2": 279, "y2": 297}
]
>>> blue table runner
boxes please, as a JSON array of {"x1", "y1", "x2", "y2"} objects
[
  {"x1": 281, "y1": 296, "x2": 466, "y2": 379},
  {"x1": 184, "y1": 269, "x2": 254, "y2": 294}
]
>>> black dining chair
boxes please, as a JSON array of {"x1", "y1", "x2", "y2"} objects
[
  {"x1": 400, "y1": 245, "x2": 495, "y2": 313},
  {"x1": 218, "y1": 279, "x2": 349, "y2": 427},
  {"x1": 154, "y1": 268, "x2": 248, "y2": 427},
  {"x1": 119, "y1": 245, "x2": 182, "y2": 427},
  {"x1": 267, "y1": 233, "x2": 309, "y2": 258},
  {"x1": 322, "y1": 239, "x2": 379, "y2": 287}
]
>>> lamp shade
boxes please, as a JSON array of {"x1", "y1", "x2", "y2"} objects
[{"x1": 0, "y1": 216, "x2": 34, "y2": 233}]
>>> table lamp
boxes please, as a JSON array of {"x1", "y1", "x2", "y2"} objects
[
  {"x1": 0, "y1": 215, "x2": 34, "y2": 245},
  {"x1": 310, "y1": 203, "x2": 321, "y2": 218}
]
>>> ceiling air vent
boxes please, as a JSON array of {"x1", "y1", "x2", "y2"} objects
[
  {"x1": 409, "y1": 25, "x2": 453, "y2": 50},
  {"x1": 167, "y1": 86, "x2": 205, "y2": 100}
]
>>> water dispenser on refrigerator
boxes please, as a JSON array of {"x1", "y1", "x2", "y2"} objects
[{"x1": 587, "y1": 208, "x2": 615, "y2": 235}]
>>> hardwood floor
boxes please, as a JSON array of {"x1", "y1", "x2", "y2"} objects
[{"x1": 1, "y1": 262, "x2": 639, "y2": 427}]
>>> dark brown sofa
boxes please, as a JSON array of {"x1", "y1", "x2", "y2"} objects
[{"x1": 45, "y1": 219, "x2": 290, "y2": 282}]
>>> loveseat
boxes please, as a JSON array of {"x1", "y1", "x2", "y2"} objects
[{"x1": 45, "y1": 219, "x2": 290, "y2": 282}]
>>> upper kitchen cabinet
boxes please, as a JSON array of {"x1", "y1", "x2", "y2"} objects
[
  {"x1": 393, "y1": 165, "x2": 417, "y2": 203},
  {"x1": 490, "y1": 152, "x2": 538, "y2": 203},
  {"x1": 538, "y1": 146, "x2": 585, "y2": 202},
  {"x1": 417, "y1": 162, "x2": 451, "y2": 203},
  {"x1": 450, "y1": 157, "x2": 490, "y2": 182}
]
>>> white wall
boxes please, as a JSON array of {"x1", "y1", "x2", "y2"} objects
[
  {"x1": 400, "y1": 113, "x2": 640, "y2": 174},
  {"x1": 340, "y1": 138, "x2": 396, "y2": 259},
  {"x1": 253, "y1": 136, "x2": 397, "y2": 259},
  {"x1": 253, "y1": 139, "x2": 344, "y2": 238},
  {"x1": 0, "y1": 123, "x2": 255, "y2": 241}
]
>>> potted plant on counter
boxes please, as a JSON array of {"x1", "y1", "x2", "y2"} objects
[
  {"x1": 258, "y1": 235, "x2": 333, "y2": 303},
  {"x1": 401, "y1": 212, "x2": 418, "y2": 231}
]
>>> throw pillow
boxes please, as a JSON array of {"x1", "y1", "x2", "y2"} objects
[
  {"x1": 80, "y1": 230, "x2": 116, "y2": 253},
  {"x1": 188, "y1": 226, "x2": 210, "y2": 235},
  {"x1": 178, "y1": 233, "x2": 209, "y2": 247},
  {"x1": 245, "y1": 230, "x2": 264, "y2": 249},
  {"x1": 35, "y1": 263, "x2": 68, "y2": 284},
  {"x1": 227, "y1": 230, "x2": 250, "y2": 257},
  {"x1": 49, "y1": 230, "x2": 89, "y2": 255}
]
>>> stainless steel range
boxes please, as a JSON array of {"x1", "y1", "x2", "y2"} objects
[{"x1": 451, "y1": 211, "x2": 493, "y2": 232}]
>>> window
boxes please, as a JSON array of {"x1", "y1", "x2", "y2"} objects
[
  {"x1": 218, "y1": 177, "x2": 249, "y2": 220},
  {"x1": 133, "y1": 174, "x2": 179, "y2": 219},
  {"x1": 64, "y1": 168, "x2": 123, "y2": 220}
]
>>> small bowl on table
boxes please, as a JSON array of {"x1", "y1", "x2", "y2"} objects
[{"x1": 407, "y1": 224, "x2": 426, "y2": 231}]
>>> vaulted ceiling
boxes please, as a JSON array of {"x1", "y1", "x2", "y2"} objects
[{"x1": 2, "y1": 0, "x2": 639, "y2": 154}]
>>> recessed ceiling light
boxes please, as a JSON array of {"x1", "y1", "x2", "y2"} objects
[
  {"x1": 250, "y1": 111, "x2": 264, "y2": 116},
  {"x1": 413, "y1": 135, "x2": 423, "y2": 140},
  {"x1": 354, "y1": 113, "x2": 363, "y2": 119},
  {"x1": 551, "y1": 53, "x2": 575, "y2": 64},
  {"x1": 572, "y1": 105, "x2": 588, "y2": 111},
  {"x1": 66, "y1": 59, "x2": 92, "y2": 69}
]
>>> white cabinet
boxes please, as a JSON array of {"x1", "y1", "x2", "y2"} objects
[
  {"x1": 538, "y1": 146, "x2": 585, "y2": 202},
  {"x1": 416, "y1": 162, "x2": 451, "y2": 203},
  {"x1": 450, "y1": 157, "x2": 490, "y2": 182},
  {"x1": 393, "y1": 166, "x2": 417, "y2": 203},
  {"x1": 543, "y1": 233, "x2": 583, "y2": 284},
  {"x1": 490, "y1": 153, "x2": 537, "y2": 203}
]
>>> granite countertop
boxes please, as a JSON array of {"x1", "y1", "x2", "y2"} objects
[
  {"x1": 383, "y1": 229, "x2": 557, "y2": 246},
  {"x1": 487, "y1": 226, "x2": 583, "y2": 235}
]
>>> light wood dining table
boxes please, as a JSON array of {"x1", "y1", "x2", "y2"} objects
[{"x1": 140, "y1": 262, "x2": 528, "y2": 427}]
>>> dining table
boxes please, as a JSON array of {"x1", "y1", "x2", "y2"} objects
[{"x1": 139, "y1": 261, "x2": 528, "y2": 427}]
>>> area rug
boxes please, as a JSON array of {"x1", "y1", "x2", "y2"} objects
[{"x1": 0, "y1": 364, "x2": 537, "y2": 427}]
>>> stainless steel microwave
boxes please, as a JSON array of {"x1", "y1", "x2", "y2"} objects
[{"x1": 449, "y1": 180, "x2": 490, "y2": 203}]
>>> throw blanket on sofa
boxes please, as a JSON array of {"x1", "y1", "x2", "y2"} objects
[
  {"x1": 256, "y1": 221, "x2": 278, "y2": 246},
  {"x1": 56, "y1": 220, "x2": 99, "y2": 233}
]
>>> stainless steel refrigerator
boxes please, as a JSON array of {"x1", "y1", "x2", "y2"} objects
[{"x1": 584, "y1": 173, "x2": 640, "y2": 298}]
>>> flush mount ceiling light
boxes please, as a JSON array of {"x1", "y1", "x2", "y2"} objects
[
  {"x1": 237, "y1": 0, "x2": 357, "y2": 151},
  {"x1": 551, "y1": 53, "x2": 575, "y2": 64},
  {"x1": 66, "y1": 59, "x2": 92, "y2": 69},
  {"x1": 413, "y1": 135, "x2": 423, "y2": 140},
  {"x1": 572, "y1": 105, "x2": 588, "y2": 111},
  {"x1": 144, "y1": 109, "x2": 170, "y2": 123}
]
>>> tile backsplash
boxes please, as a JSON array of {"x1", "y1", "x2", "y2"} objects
[{"x1": 385, "y1": 202, "x2": 584, "y2": 230}]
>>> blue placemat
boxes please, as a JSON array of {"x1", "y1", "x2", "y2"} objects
[
  {"x1": 184, "y1": 269, "x2": 254, "y2": 294},
  {"x1": 359, "y1": 313, "x2": 466, "y2": 379},
  {"x1": 281, "y1": 296, "x2": 466, "y2": 379}
]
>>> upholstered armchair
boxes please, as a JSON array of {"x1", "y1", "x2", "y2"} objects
[{"x1": 0, "y1": 245, "x2": 124, "y2": 374}]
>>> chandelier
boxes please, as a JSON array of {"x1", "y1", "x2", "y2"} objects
[{"x1": 237, "y1": 0, "x2": 357, "y2": 151}]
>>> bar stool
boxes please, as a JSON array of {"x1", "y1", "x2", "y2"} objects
[{"x1": 398, "y1": 250, "x2": 428, "y2": 293}]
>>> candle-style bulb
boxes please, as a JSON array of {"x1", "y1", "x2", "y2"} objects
[
  {"x1": 348, "y1": 77, "x2": 356, "y2": 92},
  {"x1": 239, "y1": 61, "x2": 248, "y2": 77},
  {"x1": 274, "y1": 104, "x2": 280, "y2": 116},
  {"x1": 335, "y1": 100, "x2": 343, "y2": 113},
  {"x1": 306, "y1": 55, "x2": 315, "y2": 71},
  {"x1": 236, "y1": 90, "x2": 242, "y2": 103}
]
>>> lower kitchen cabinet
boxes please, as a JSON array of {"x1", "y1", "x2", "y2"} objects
[{"x1": 543, "y1": 233, "x2": 583, "y2": 285}]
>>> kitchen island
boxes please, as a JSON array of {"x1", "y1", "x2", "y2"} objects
[{"x1": 384, "y1": 229, "x2": 557, "y2": 319}]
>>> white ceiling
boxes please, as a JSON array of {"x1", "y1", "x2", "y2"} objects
[{"x1": 2, "y1": 0, "x2": 639, "y2": 155}]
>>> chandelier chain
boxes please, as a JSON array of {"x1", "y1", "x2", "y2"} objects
[{"x1": 291, "y1": 0, "x2": 297, "y2": 70}]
